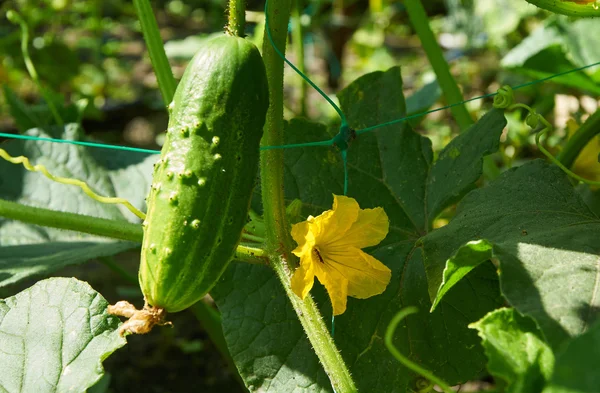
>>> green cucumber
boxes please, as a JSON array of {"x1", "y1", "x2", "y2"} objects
[{"x1": 139, "y1": 35, "x2": 269, "y2": 313}]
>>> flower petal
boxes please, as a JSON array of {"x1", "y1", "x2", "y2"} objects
[
  {"x1": 315, "y1": 195, "x2": 359, "y2": 245},
  {"x1": 291, "y1": 259, "x2": 315, "y2": 300},
  {"x1": 346, "y1": 250, "x2": 392, "y2": 298},
  {"x1": 321, "y1": 247, "x2": 391, "y2": 299},
  {"x1": 335, "y1": 207, "x2": 389, "y2": 249},
  {"x1": 315, "y1": 266, "x2": 348, "y2": 316},
  {"x1": 291, "y1": 220, "x2": 311, "y2": 255}
]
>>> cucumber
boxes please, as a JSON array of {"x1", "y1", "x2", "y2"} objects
[{"x1": 139, "y1": 35, "x2": 269, "y2": 313}]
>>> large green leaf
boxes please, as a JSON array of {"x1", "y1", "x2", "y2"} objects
[
  {"x1": 0, "y1": 277, "x2": 126, "y2": 393},
  {"x1": 0, "y1": 124, "x2": 155, "y2": 288},
  {"x1": 213, "y1": 66, "x2": 506, "y2": 392},
  {"x1": 543, "y1": 319, "x2": 600, "y2": 393},
  {"x1": 423, "y1": 160, "x2": 600, "y2": 349},
  {"x1": 471, "y1": 308, "x2": 554, "y2": 393}
]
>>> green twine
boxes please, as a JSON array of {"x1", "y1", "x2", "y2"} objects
[
  {"x1": 0, "y1": 132, "x2": 160, "y2": 155},
  {"x1": 357, "y1": 59, "x2": 600, "y2": 134},
  {"x1": 264, "y1": 0, "x2": 348, "y2": 126},
  {"x1": 3, "y1": 60, "x2": 598, "y2": 156}
]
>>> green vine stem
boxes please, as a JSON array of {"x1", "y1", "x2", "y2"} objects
[
  {"x1": 523, "y1": 0, "x2": 600, "y2": 17},
  {"x1": 227, "y1": 0, "x2": 246, "y2": 37},
  {"x1": 402, "y1": 0, "x2": 500, "y2": 180},
  {"x1": 402, "y1": 1, "x2": 472, "y2": 130},
  {"x1": 260, "y1": 1, "x2": 357, "y2": 392},
  {"x1": 556, "y1": 108, "x2": 600, "y2": 169},
  {"x1": 0, "y1": 198, "x2": 143, "y2": 242},
  {"x1": 0, "y1": 198, "x2": 267, "y2": 264},
  {"x1": 385, "y1": 307, "x2": 454, "y2": 393},
  {"x1": 6, "y1": 10, "x2": 63, "y2": 126},
  {"x1": 133, "y1": 0, "x2": 177, "y2": 105}
]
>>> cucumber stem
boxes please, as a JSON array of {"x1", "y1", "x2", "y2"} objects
[
  {"x1": 259, "y1": 1, "x2": 358, "y2": 392},
  {"x1": 227, "y1": 0, "x2": 246, "y2": 37}
]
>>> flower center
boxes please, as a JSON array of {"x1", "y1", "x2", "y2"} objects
[{"x1": 312, "y1": 246, "x2": 324, "y2": 264}]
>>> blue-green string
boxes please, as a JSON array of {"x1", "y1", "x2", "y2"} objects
[
  {"x1": 0, "y1": 132, "x2": 161, "y2": 154},
  {"x1": 264, "y1": 0, "x2": 348, "y2": 127},
  {"x1": 358, "y1": 60, "x2": 600, "y2": 135},
  {"x1": 2, "y1": 59, "x2": 598, "y2": 156}
]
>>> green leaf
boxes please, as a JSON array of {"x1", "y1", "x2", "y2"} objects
[
  {"x1": 422, "y1": 160, "x2": 600, "y2": 349},
  {"x1": 425, "y1": 108, "x2": 506, "y2": 226},
  {"x1": 471, "y1": 308, "x2": 554, "y2": 393},
  {"x1": 405, "y1": 80, "x2": 441, "y2": 119},
  {"x1": 543, "y1": 319, "x2": 600, "y2": 393},
  {"x1": 431, "y1": 239, "x2": 494, "y2": 311},
  {"x1": 0, "y1": 124, "x2": 155, "y2": 288},
  {"x1": 0, "y1": 277, "x2": 126, "y2": 393},
  {"x1": 502, "y1": 18, "x2": 600, "y2": 93},
  {"x1": 577, "y1": 184, "x2": 600, "y2": 217},
  {"x1": 213, "y1": 66, "x2": 506, "y2": 392}
]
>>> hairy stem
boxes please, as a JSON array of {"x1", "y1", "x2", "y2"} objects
[
  {"x1": 133, "y1": 0, "x2": 177, "y2": 105},
  {"x1": 556, "y1": 109, "x2": 600, "y2": 169},
  {"x1": 0, "y1": 198, "x2": 267, "y2": 264},
  {"x1": 260, "y1": 2, "x2": 357, "y2": 392},
  {"x1": 227, "y1": 0, "x2": 246, "y2": 37}
]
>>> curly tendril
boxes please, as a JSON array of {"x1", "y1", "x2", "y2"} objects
[
  {"x1": 385, "y1": 307, "x2": 454, "y2": 393},
  {"x1": 6, "y1": 10, "x2": 63, "y2": 126},
  {"x1": 0, "y1": 148, "x2": 146, "y2": 219},
  {"x1": 495, "y1": 85, "x2": 600, "y2": 186},
  {"x1": 492, "y1": 85, "x2": 515, "y2": 109},
  {"x1": 415, "y1": 377, "x2": 434, "y2": 393}
]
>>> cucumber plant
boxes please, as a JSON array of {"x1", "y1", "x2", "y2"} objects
[{"x1": 1, "y1": 1, "x2": 600, "y2": 393}]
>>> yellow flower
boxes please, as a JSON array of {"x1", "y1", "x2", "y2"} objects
[
  {"x1": 290, "y1": 195, "x2": 392, "y2": 315},
  {"x1": 568, "y1": 118, "x2": 600, "y2": 184}
]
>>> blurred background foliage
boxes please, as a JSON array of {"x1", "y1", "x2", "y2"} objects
[
  {"x1": 0, "y1": 0, "x2": 599, "y2": 391},
  {"x1": 1, "y1": 0, "x2": 598, "y2": 171}
]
